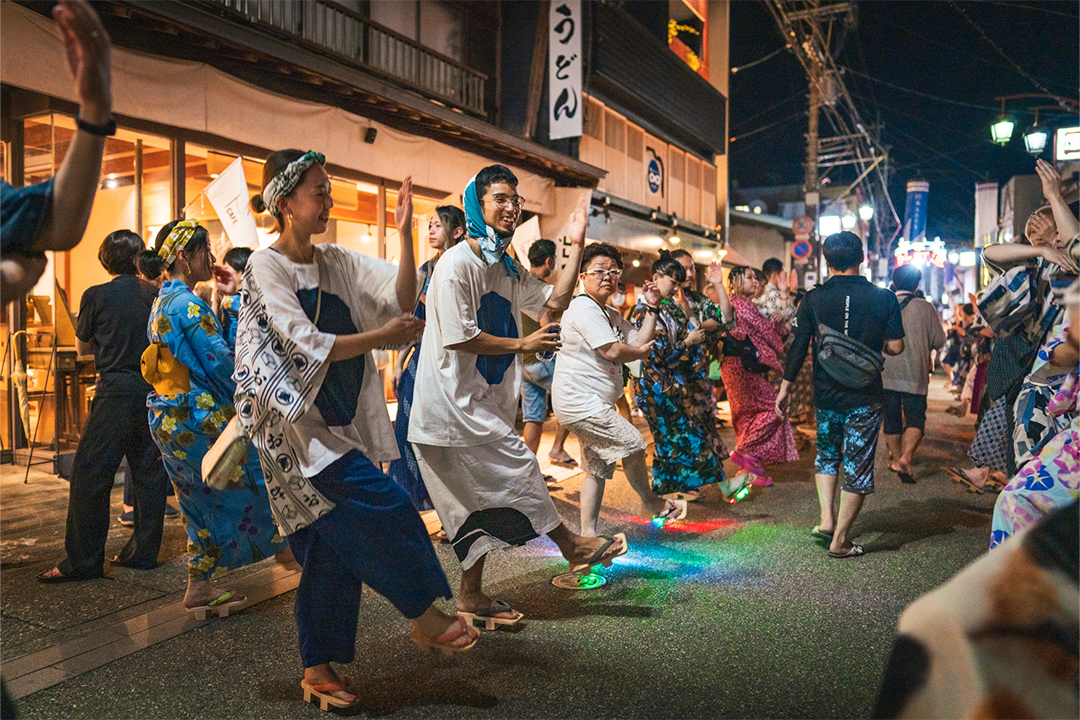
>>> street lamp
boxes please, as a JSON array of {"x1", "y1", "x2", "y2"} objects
[
  {"x1": 992, "y1": 94, "x2": 1079, "y2": 149},
  {"x1": 1023, "y1": 110, "x2": 1049, "y2": 155},
  {"x1": 858, "y1": 205, "x2": 874, "y2": 222},
  {"x1": 991, "y1": 112, "x2": 1015, "y2": 145}
]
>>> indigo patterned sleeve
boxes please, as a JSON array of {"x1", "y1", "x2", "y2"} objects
[{"x1": 1, "y1": 179, "x2": 53, "y2": 255}]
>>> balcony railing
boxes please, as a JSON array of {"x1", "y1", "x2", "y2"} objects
[{"x1": 212, "y1": 0, "x2": 486, "y2": 116}]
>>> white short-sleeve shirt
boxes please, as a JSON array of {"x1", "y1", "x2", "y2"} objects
[
  {"x1": 408, "y1": 242, "x2": 552, "y2": 447},
  {"x1": 552, "y1": 294, "x2": 636, "y2": 424}
]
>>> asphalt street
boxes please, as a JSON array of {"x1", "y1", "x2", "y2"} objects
[{"x1": 1, "y1": 380, "x2": 998, "y2": 719}]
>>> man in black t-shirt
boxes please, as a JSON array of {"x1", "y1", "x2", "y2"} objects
[
  {"x1": 38, "y1": 231, "x2": 170, "y2": 583},
  {"x1": 776, "y1": 232, "x2": 905, "y2": 558}
]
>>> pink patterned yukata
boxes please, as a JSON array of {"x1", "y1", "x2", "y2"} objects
[{"x1": 720, "y1": 296, "x2": 799, "y2": 467}]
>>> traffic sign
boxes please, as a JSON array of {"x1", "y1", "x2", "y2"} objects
[
  {"x1": 792, "y1": 215, "x2": 813, "y2": 235},
  {"x1": 792, "y1": 239, "x2": 812, "y2": 259}
]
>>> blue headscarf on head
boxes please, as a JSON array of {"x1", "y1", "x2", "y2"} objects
[{"x1": 463, "y1": 174, "x2": 520, "y2": 280}]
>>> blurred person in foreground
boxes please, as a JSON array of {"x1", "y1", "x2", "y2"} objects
[{"x1": 1, "y1": 0, "x2": 112, "y2": 301}]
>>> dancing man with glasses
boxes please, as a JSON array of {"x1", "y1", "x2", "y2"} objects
[{"x1": 409, "y1": 165, "x2": 630, "y2": 631}]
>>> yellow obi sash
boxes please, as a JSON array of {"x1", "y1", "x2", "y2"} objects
[{"x1": 141, "y1": 343, "x2": 191, "y2": 398}]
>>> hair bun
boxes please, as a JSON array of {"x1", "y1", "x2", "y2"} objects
[{"x1": 250, "y1": 193, "x2": 266, "y2": 214}]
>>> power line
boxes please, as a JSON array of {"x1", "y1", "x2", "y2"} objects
[
  {"x1": 985, "y1": 0, "x2": 1080, "y2": 19},
  {"x1": 842, "y1": 67, "x2": 1000, "y2": 111},
  {"x1": 731, "y1": 43, "x2": 792, "y2": 74},
  {"x1": 948, "y1": 0, "x2": 1074, "y2": 111},
  {"x1": 730, "y1": 88, "x2": 805, "y2": 131},
  {"x1": 729, "y1": 111, "x2": 803, "y2": 143}
]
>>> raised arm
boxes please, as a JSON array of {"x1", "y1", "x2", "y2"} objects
[
  {"x1": 544, "y1": 193, "x2": 590, "y2": 312},
  {"x1": 983, "y1": 241, "x2": 1078, "y2": 274},
  {"x1": 598, "y1": 281, "x2": 660, "y2": 362},
  {"x1": 33, "y1": 0, "x2": 112, "y2": 253},
  {"x1": 393, "y1": 176, "x2": 419, "y2": 312},
  {"x1": 1036, "y1": 158, "x2": 1080, "y2": 243},
  {"x1": 705, "y1": 261, "x2": 734, "y2": 324}
]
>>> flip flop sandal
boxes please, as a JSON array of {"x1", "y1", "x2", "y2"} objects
[
  {"x1": 549, "y1": 457, "x2": 578, "y2": 468},
  {"x1": 941, "y1": 466, "x2": 984, "y2": 494},
  {"x1": 570, "y1": 532, "x2": 628, "y2": 574},
  {"x1": 301, "y1": 679, "x2": 358, "y2": 711},
  {"x1": 458, "y1": 600, "x2": 523, "y2": 631},
  {"x1": 811, "y1": 526, "x2": 834, "y2": 541},
  {"x1": 652, "y1": 499, "x2": 688, "y2": 526},
  {"x1": 828, "y1": 544, "x2": 866, "y2": 559},
  {"x1": 414, "y1": 616, "x2": 480, "y2": 654},
  {"x1": 897, "y1": 471, "x2": 917, "y2": 485},
  {"x1": 185, "y1": 590, "x2": 247, "y2": 620}
]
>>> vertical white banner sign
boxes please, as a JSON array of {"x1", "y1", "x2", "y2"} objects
[
  {"x1": 549, "y1": 0, "x2": 582, "y2": 140},
  {"x1": 203, "y1": 156, "x2": 259, "y2": 250}
]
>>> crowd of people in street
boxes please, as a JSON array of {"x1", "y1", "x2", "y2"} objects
[{"x1": 1, "y1": 2, "x2": 1076, "y2": 717}]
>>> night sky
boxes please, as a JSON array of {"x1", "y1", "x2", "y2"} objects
[{"x1": 728, "y1": 0, "x2": 1080, "y2": 244}]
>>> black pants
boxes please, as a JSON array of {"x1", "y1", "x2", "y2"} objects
[{"x1": 58, "y1": 394, "x2": 168, "y2": 578}]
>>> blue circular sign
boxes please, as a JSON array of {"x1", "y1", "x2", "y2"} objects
[
  {"x1": 647, "y1": 159, "x2": 662, "y2": 194},
  {"x1": 792, "y1": 240, "x2": 812, "y2": 258}
]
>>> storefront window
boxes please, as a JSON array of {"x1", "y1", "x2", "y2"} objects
[{"x1": 22, "y1": 114, "x2": 173, "y2": 309}]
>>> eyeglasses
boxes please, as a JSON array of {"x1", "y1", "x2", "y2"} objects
[
  {"x1": 583, "y1": 269, "x2": 623, "y2": 280},
  {"x1": 487, "y1": 194, "x2": 525, "y2": 210}
]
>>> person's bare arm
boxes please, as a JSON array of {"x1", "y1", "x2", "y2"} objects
[
  {"x1": 1036, "y1": 158, "x2": 1080, "y2": 242},
  {"x1": 0, "y1": 255, "x2": 49, "y2": 302},
  {"x1": 983, "y1": 242, "x2": 1079, "y2": 273},
  {"x1": 705, "y1": 262, "x2": 734, "y2": 323},
  {"x1": 394, "y1": 177, "x2": 418, "y2": 312},
  {"x1": 448, "y1": 322, "x2": 559, "y2": 356},
  {"x1": 544, "y1": 194, "x2": 589, "y2": 312},
  {"x1": 327, "y1": 315, "x2": 423, "y2": 363},
  {"x1": 32, "y1": 0, "x2": 112, "y2": 253}
]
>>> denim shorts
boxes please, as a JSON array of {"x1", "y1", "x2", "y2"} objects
[
  {"x1": 814, "y1": 403, "x2": 883, "y2": 495},
  {"x1": 521, "y1": 358, "x2": 554, "y2": 422}
]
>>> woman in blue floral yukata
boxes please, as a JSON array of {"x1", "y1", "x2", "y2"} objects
[
  {"x1": 143, "y1": 219, "x2": 288, "y2": 614},
  {"x1": 631, "y1": 251, "x2": 747, "y2": 502}
]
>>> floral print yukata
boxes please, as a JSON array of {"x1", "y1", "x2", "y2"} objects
[
  {"x1": 632, "y1": 299, "x2": 730, "y2": 495},
  {"x1": 146, "y1": 279, "x2": 285, "y2": 580}
]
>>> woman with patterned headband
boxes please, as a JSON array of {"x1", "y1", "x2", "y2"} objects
[
  {"x1": 239, "y1": 150, "x2": 475, "y2": 711},
  {"x1": 143, "y1": 219, "x2": 288, "y2": 616}
]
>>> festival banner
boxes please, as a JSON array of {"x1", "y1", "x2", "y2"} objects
[
  {"x1": 549, "y1": 0, "x2": 582, "y2": 140},
  {"x1": 901, "y1": 179, "x2": 930, "y2": 244},
  {"x1": 204, "y1": 156, "x2": 259, "y2": 250}
]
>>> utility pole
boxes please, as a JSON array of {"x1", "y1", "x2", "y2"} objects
[
  {"x1": 767, "y1": 0, "x2": 900, "y2": 283},
  {"x1": 803, "y1": 8, "x2": 822, "y2": 279}
]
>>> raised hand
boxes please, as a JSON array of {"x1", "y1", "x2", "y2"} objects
[
  {"x1": 566, "y1": 192, "x2": 590, "y2": 248},
  {"x1": 213, "y1": 265, "x2": 239, "y2": 297},
  {"x1": 706, "y1": 261, "x2": 724, "y2": 285},
  {"x1": 1027, "y1": 211, "x2": 1056, "y2": 246},
  {"x1": 1035, "y1": 158, "x2": 1063, "y2": 202},
  {"x1": 641, "y1": 280, "x2": 661, "y2": 307},
  {"x1": 52, "y1": 0, "x2": 111, "y2": 124},
  {"x1": 395, "y1": 176, "x2": 414, "y2": 237}
]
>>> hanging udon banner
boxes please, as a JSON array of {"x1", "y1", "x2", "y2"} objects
[{"x1": 549, "y1": 0, "x2": 582, "y2": 141}]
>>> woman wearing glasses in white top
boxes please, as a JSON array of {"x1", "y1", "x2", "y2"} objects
[{"x1": 552, "y1": 242, "x2": 686, "y2": 536}]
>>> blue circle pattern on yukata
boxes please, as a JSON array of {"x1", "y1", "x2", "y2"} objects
[
  {"x1": 297, "y1": 288, "x2": 363, "y2": 427},
  {"x1": 475, "y1": 291, "x2": 517, "y2": 386}
]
